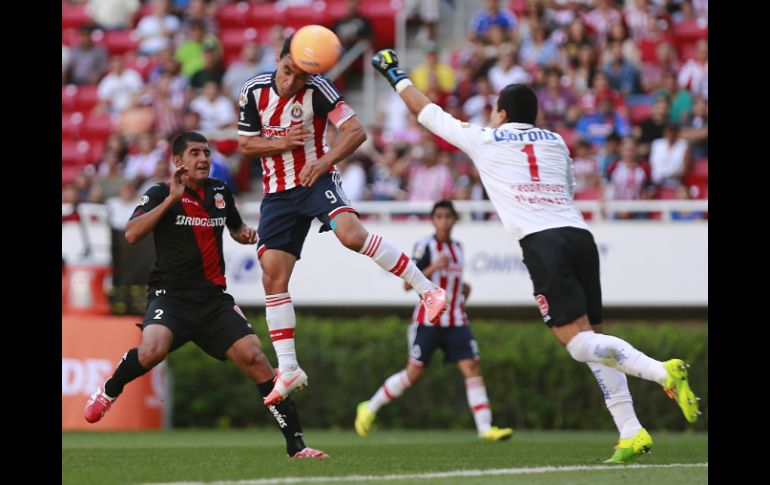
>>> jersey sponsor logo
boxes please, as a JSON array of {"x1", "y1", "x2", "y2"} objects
[
  {"x1": 262, "y1": 125, "x2": 290, "y2": 138},
  {"x1": 174, "y1": 215, "x2": 226, "y2": 227},
  {"x1": 139, "y1": 195, "x2": 149, "y2": 205},
  {"x1": 535, "y1": 294, "x2": 550, "y2": 321},
  {"x1": 267, "y1": 403, "x2": 288, "y2": 428},
  {"x1": 214, "y1": 193, "x2": 225, "y2": 209},
  {"x1": 239, "y1": 92, "x2": 248, "y2": 108},
  {"x1": 493, "y1": 128, "x2": 558, "y2": 143},
  {"x1": 181, "y1": 196, "x2": 200, "y2": 206},
  {"x1": 290, "y1": 101, "x2": 303, "y2": 120}
]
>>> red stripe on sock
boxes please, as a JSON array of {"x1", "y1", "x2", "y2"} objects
[
  {"x1": 269, "y1": 328, "x2": 295, "y2": 341},
  {"x1": 368, "y1": 235, "x2": 382, "y2": 257},
  {"x1": 389, "y1": 253, "x2": 410, "y2": 276},
  {"x1": 472, "y1": 403, "x2": 490, "y2": 413},
  {"x1": 381, "y1": 385, "x2": 394, "y2": 400},
  {"x1": 266, "y1": 298, "x2": 292, "y2": 307}
]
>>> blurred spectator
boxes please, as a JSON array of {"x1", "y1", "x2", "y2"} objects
[
  {"x1": 677, "y1": 39, "x2": 707, "y2": 100},
  {"x1": 97, "y1": 133, "x2": 129, "y2": 176},
  {"x1": 481, "y1": 24, "x2": 516, "y2": 62},
  {"x1": 406, "y1": 142, "x2": 454, "y2": 202},
  {"x1": 604, "y1": 21, "x2": 640, "y2": 67},
  {"x1": 124, "y1": 132, "x2": 166, "y2": 182},
  {"x1": 579, "y1": 71, "x2": 624, "y2": 116},
  {"x1": 411, "y1": 41, "x2": 457, "y2": 94},
  {"x1": 331, "y1": 0, "x2": 373, "y2": 51},
  {"x1": 560, "y1": 17, "x2": 592, "y2": 70},
  {"x1": 209, "y1": 148, "x2": 239, "y2": 194},
  {"x1": 606, "y1": 137, "x2": 653, "y2": 217},
  {"x1": 634, "y1": 95, "x2": 669, "y2": 157},
  {"x1": 117, "y1": 96, "x2": 156, "y2": 137},
  {"x1": 175, "y1": 19, "x2": 221, "y2": 79},
  {"x1": 407, "y1": 0, "x2": 441, "y2": 42},
  {"x1": 138, "y1": 158, "x2": 171, "y2": 195},
  {"x1": 637, "y1": 13, "x2": 673, "y2": 65},
  {"x1": 106, "y1": 181, "x2": 141, "y2": 231},
  {"x1": 671, "y1": 185, "x2": 705, "y2": 220},
  {"x1": 538, "y1": 67, "x2": 578, "y2": 131},
  {"x1": 519, "y1": 25, "x2": 559, "y2": 70},
  {"x1": 148, "y1": 72, "x2": 187, "y2": 139},
  {"x1": 178, "y1": 0, "x2": 218, "y2": 40},
  {"x1": 583, "y1": 0, "x2": 622, "y2": 47},
  {"x1": 515, "y1": 0, "x2": 557, "y2": 45},
  {"x1": 598, "y1": 131, "x2": 621, "y2": 180},
  {"x1": 62, "y1": 45, "x2": 71, "y2": 82},
  {"x1": 649, "y1": 123, "x2": 689, "y2": 188},
  {"x1": 680, "y1": 96, "x2": 707, "y2": 159},
  {"x1": 576, "y1": 95, "x2": 631, "y2": 148},
  {"x1": 469, "y1": 0, "x2": 517, "y2": 42},
  {"x1": 488, "y1": 48, "x2": 532, "y2": 94},
  {"x1": 567, "y1": 43, "x2": 598, "y2": 94},
  {"x1": 338, "y1": 156, "x2": 368, "y2": 202},
  {"x1": 65, "y1": 26, "x2": 109, "y2": 85},
  {"x1": 189, "y1": 81, "x2": 236, "y2": 134},
  {"x1": 223, "y1": 42, "x2": 275, "y2": 101},
  {"x1": 190, "y1": 46, "x2": 225, "y2": 89},
  {"x1": 369, "y1": 146, "x2": 408, "y2": 201},
  {"x1": 602, "y1": 40, "x2": 641, "y2": 96},
  {"x1": 463, "y1": 76, "x2": 497, "y2": 125},
  {"x1": 623, "y1": 0, "x2": 654, "y2": 42},
  {"x1": 134, "y1": 0, "x2": 181, "y2": 56},
  {"x1": 86, "y1": 0, "x2": 140, "y2": 31},
  {"x1": 571, "y1": 139, "x2": 601, "y2": 194},
  {"x1": 640, "y1": 41, "x2": 679, "y2": 93},
  {"x1": 654, "y1": 70, "x2": 693, "y2": 124},
  {"x1": 93, "y1": 152, "x2": 126, "y2": 202},
  {"x1": 96, "y1": 55, "x2": 145, "y2": 114}
]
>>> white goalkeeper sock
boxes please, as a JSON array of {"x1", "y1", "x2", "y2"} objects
[
  {"x1": 588, "y1": 362, "x2": 643, "y2": 439},
  {"x1": 567, "y1": 331, "x2": 667, "y2": 385}
]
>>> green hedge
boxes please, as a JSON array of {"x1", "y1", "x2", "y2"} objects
[{"x1": 167, "y1": 315, "x2": 707, "y2": 431}]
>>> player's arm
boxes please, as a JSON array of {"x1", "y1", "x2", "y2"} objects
[
  {"x1": 371, "y1": 49, "x2": 479, "y2": 154},
  {"x1": 125, "y1": 166, "x2": 187, "y2": 244},
  {"x1": 223, "y1": 188, "x2": 258, "y2": 245},
  {"x1": 462, "y1": 283, "x2": 471, "y2": 301},
  {"x1": 299, "y1": 116, "x2": 367, "y2": 187}
]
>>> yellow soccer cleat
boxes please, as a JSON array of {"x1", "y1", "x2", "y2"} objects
[
  {"x1": 355, "y1": 401, "x2": 377, "y2": 437},
  {"x1": 604, "y1": 428, "x2": 653, "y2": 464},
  {"x1": 480, "y1": 426, "x2": 513, "y2": 442},
  {"x1": 663, "y1": 359, "x2": 701, "y2": 423}
]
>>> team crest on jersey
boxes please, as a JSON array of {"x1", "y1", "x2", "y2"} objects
[
  {"x1": 535, "y1": 294, "x2": 550, "y2": 322},
  {"x1": 290, "y1": 101, "x2": 303, "y2": 120},
  {"x1": 214, "y1": 193, "x2": 225, "y2": 209},
  {"x1": 139, "y1": 195, "x2": 149, "y2": 205},
  {"x1": 239, "y1": 92, "x2": 248, "y2": 108}
]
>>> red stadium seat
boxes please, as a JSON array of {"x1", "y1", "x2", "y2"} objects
[
  {"x1": 324, "y1": 0, "x2": 350, "y2": 25},
  {"x1": 134, "y1": 3, "x2": 155, "y2": 27},
  {"x1": 125, "y1": 55, "x2": 153, "y2": 81},
  {"x1": 62, "y1": 85, "x2": 100, "y2": 113},
  {"x1": 692, "y1": 158, "x2": 708, "y2": 178},
  {"x1": 628, "y1": 104, "x2": 653, "y2": 124},
  {"x1": 560, "y1": 128, "x2": 577, "y2": 152},
  {"x1": 220, "y1": 28, "x2": 269, "y2": 65},
  {"x1": 655, "y1": 186, "x2": 679, "y2": 199},
  {"x1": 509, "y1": 0, "x2": 529, "y2": 16},
  {"x1": 62, "y1": 112, "x2": 85, "y2": 140},
  {"x1": 283, "y1": 3, "x2": 325, "y2": 30},
  {"x1": 81, "y1": 114, "x2": 115, "y2": 143},
  {"x1": 360, "y1": 1, "x2": 398, "y2": 49},
  {"x1": 672, "y1": 19, "x2": 708, "y2": 43},
  {"x1": 574, "y1": 187, "x2": 602, "y2": 200},
  {"x1": 62, "y1": 140, "x2": 93, "y2": 166},
  {"x1": 62, "y1": 28, "x2": 78, "y2": 46},
  {"x1": 101, "y1": 30, "x2": 140, "y2": 56},
  {"x1": 62, "y1": 2, "x2": 92, "y2": 30},
  {"x1": 248, "y1": 3, "x2": 286, "y2": 30},
  {"x1": 216, "y1": 1, "x2": 252, "y2": 28}
]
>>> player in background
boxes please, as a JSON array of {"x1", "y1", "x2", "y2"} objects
[
  {"x1": 83, "y1": 132, "x2": 328, "y2": 458},
  {"x1": 238, "y1": 37, "x2": 447, "y2": 407},
  {"x1": 370, "y1": 49, "x2": 701, "y2": 464},
  {"x1": 355, "y1": 200, "x2": 513, "y2": 442}
]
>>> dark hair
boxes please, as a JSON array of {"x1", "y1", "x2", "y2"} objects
[
  {"x1": 497, "y1": 84, "x2": 538, "y2": 124},
  {"x1": 172, "y1": 132, "x2": 208, "y2": 157},
  {"x1": 431, "y1": 199, "x2": 458, "y2": 218},
  {"x1": 280, "y1": 33, "x2": 294, "y2": 58}
]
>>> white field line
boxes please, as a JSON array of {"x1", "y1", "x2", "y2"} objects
[{"x1": 141, "y1": 462, "x2": 708, "y2": 485}]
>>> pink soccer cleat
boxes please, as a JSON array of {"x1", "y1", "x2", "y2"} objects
[
  {"x1": 422, "y1": 287, "x2": 448, "y2": 324},
  {"x1": 290, "y1": 447, "x2": 330, "y2": 459},
  {"x1": 84, "y1": 385, "x2": 116, "y2": 423},
  {"x1": 264, "y1": 367, "x2": 309, "y2": 407}
]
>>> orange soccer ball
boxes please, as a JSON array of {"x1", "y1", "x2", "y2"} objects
[{"x1": 290, "y1": 25, "x2": 342, "y2": 74}]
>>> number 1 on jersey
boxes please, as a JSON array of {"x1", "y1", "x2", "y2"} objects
[{"x1": 522, "y1": 144, "x2": 540, "y2": 181}]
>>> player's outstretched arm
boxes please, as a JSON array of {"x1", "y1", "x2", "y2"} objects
[
  {"x1": 371, "y1": 49, "x2": 430, "y2": 117},
  {"x1": 238, "y1": 126, "x2": 309, "y2": 158},
  {"x1": 125, "y1": 166, "x2": 187, "y2": 244},
  {"x1": 230, "y1": 224, "x2": 258, "y2": 245}
]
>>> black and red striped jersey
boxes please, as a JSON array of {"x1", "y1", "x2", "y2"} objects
[
  {"x1": 129, "y1": 178, "x2": 244, "y2": 293},
  {"x1": 237, "y1": 71, "x2": 357, "y2": 194},
  {"x1": 411, "y1": 235, "x2": 469, "y2": 327}
]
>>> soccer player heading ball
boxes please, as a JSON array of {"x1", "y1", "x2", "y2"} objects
[
  {"x1": 370, "y1": 48, "x2": 701, "y2": 464},
  {"x1": 237, "y1": 36, "x2": 448, "y2": 407}
]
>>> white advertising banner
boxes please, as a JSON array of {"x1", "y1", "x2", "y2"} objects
[{"x1": 222, "y1": 221, "x2": 707, "y2": 307}]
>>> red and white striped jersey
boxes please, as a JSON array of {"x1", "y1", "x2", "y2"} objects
[
  {"x1": 238, "y1": 71, "x2": 357, "y2": 194},
  {"x1": 411, "y1": 235, "x2": 469, "y2": 327}
]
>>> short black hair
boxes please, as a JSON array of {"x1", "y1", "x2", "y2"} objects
[
  {"x1": 280, "y1": 33, "x2": 294, "y2": 58},
  {"x1": 497, "y1": 84, "x2": 538, "y2": 124},
  {"x1": 431, "y1": 199, "x2": 458, "y2": 218},
  {"x1": 172, "y1": 131, "x2": 208, "y2": 157}
]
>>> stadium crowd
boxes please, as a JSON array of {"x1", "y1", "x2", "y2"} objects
[{"x1": 62, "y1": 0, "x2": 708, "y2": 220}]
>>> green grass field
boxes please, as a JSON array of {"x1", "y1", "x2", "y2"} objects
[{"x1": 62, "y1": 429, "x2": 707, "y2": 484}]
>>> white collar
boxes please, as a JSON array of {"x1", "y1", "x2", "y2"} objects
[{"x1": 500, "y1": 122, "x2": 535, "y2": 130}]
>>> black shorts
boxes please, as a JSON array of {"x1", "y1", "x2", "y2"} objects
[
  {"x1": 519, "y1": 226, "x2": 603, "y2": 328},
  {"x1": 257, "y1": 171, "x2": 357, "y2": 260},
  {"x1": 407, "y1": 324, "x2": 480, "y2": 367},
  {"x1": 141, "y1": 289, "x2": 255, "y2": 361}
]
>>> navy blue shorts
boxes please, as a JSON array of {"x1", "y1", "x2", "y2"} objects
[
  {"x1": 407, "y1": 324, "x2": 480, "y2": 367},
  {"x1": 141, "y1": 290, "x2": 255, "y2": 361},
  {"x1": 257, "y1": 171, "x2": 357, "y2": 260}
]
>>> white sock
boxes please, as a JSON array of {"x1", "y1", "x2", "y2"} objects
[
  {"x1": 265, "y1": 293, "x2": 298, "y2": 373},
  {"x1": 358, "y1": 233, "x2": 434, "y2": 295},
  {"x1": 368, "y1": 370, "x2": 412, "y2": 413},
  {"x1": 588, "y1": 362, "x2": 643, "y2": 439},
  {"x1": 465, "y1": 376, "x2": 492, "y2": 434},
  {"x1": 566, "y1": 331, "x2": 667, "y2": 385}
]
